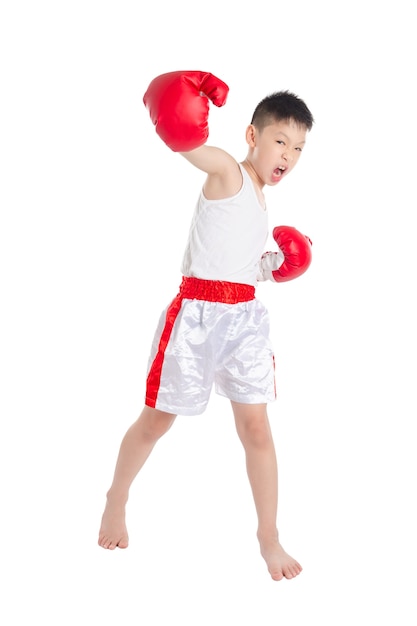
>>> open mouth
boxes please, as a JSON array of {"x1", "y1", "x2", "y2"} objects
[{"x1": 273, "y1": 166, "x2": 286, "y2": 180}]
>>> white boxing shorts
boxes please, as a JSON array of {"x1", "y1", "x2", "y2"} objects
[{"x1": 145, "y1": 277, "x2": 276, "y2": 416}]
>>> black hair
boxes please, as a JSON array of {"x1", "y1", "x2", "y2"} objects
[{"x1": 251, "y1": 90, "x2": 314, "y2": 131}]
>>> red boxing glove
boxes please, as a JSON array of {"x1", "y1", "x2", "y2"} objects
[
  {"x1": 272, "y1": 225, "x2": 312, "y2": 282},
  {"x1": 259, "y1": 225, "x2": 312, "y2": 283},
  {"x1": 143, "y1": 70, "x2": 229, "y2": 151}
]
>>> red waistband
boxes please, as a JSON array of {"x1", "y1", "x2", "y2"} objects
[{"x1": 179, "y1": 276, "x2": 255, "y2": 304}]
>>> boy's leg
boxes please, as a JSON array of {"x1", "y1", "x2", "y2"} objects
[
  {"x1": 98, "y1": 406, "x2": 176, "y2": 549},
  {"x1": 231, "y1": 400, "x2": 302, "y2": 581}
]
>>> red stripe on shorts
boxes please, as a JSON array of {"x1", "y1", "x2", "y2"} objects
[
  {"x1": 146, "y1": 293, "x2": 184, "y2": 408},
  {"x1": 145, "y1": 277, "x2": 255, "y2": 408}
]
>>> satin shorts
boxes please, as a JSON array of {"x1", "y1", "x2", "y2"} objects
[{"x1": 145, "y1": 277, "x2": 276, "y2": 416}]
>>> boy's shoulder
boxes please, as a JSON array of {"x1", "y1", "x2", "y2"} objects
[{"x1": 201, "y1": 150, "x2": 243, "y2": 201}]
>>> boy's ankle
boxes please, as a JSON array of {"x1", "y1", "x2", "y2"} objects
[
  {"x1": 106, "y1": 489, "x2": 129, "y2": 506},
  {"x1": 257, "y1": 528, "x2": 279, "y2": 544}
]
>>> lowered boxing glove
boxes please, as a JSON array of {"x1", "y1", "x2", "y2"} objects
[
  {"x1": 258, "y1": 225, "x2": 312, "y2": 283},
  {"x1": 143, "y1": 70, "x2": 229, "y2": 152}
]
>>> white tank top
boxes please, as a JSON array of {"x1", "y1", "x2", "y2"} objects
[{"x1": 181, "y1": 164, "x2": 268, "y2": 287}]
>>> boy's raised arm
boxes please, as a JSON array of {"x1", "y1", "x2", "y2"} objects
[{"x1": 143, "y1": 69, "x2": 240, "y2": 188}]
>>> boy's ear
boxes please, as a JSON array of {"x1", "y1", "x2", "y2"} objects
[{"x1": 245, "y1": 124, "x2": 257, "y2": 147}]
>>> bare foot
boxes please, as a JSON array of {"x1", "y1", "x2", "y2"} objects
[
  {"x1": 258, "y1": 535, "x2": 302, "y2": 581},
  {"x1": 98, "y1": 500, "x2": 129, "y2": 550}
]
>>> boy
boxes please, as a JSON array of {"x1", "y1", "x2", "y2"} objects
[{"x1": 98, "y1": 71, "x2": 314, "y2": 581}]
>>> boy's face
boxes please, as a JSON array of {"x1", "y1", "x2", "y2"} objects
[{"x1": 246, "y1": 119, "x2": 308, "y2": 187}]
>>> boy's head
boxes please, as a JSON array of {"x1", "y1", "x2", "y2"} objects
[
  {"x1": 251, "y1": 90, "x2": 314, "y2": 132},
  {"x1": 245, "y1": 91, "x2": 314, "y2": 186}
]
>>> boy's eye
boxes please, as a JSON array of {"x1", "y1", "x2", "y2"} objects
[
  {"x1": 277, "y1": 140, "x2": 285, "y2": 145},
  {"x1": 295, "y1": 147, "x2": 302, "y2": 152}
]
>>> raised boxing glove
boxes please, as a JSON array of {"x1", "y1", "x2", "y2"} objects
[
  {"x1": 143, "y1": 71, "x2": 229, "y2": 152},
  {"x1": 258, "y1": 225, "x2": 312, "y2": 283}
]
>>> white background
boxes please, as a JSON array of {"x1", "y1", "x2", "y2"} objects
[{"x1": 1, "y1": 1, "x2": 416, "y2": 624}]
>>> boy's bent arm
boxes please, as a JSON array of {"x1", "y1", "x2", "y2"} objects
[
  {"x1": 180, "y1": 145, "x2": 243, "y2": 199},
  {"x1": 143, "y1": 70, "x2": 239, "y2": 198}
]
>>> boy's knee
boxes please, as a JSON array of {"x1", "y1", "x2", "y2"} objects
[
  {"x1": 234, "y1": 408, "x2": 272, "y2": 448},
  {"x1": 140, "y1": 408, "x2": 176, "y2": 441},
  {"x1": 242, "y1": 421, "x2": 271, "y2": 448}
]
